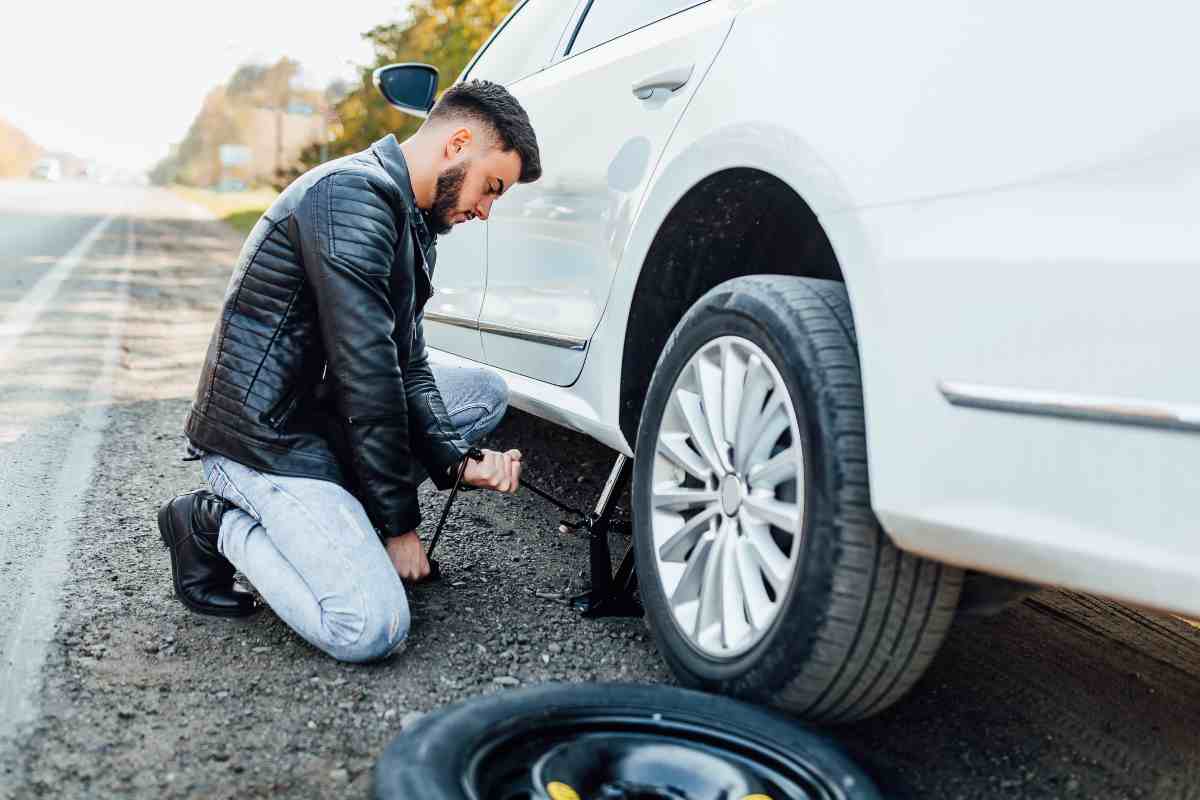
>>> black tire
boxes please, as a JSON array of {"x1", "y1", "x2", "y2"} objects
[
  {"x1": 372, "y1": 682, "x2": 881, "y2": 799},
  {"x1": 633, "y1": 276, "x2": 962, "y2": 722}
]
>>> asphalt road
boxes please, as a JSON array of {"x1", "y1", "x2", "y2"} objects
[{"x1": 1, "y1": 179, "x2": 1198, "y2": 799}]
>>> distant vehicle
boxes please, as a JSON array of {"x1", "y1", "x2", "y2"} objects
[
  {"x1": 30, "y1": 157, "x2": 61, "y2": 182},
  {"x1": 378, "y1": 0, "x2": 1200, "y2": 723}
]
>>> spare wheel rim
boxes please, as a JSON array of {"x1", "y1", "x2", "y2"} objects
[{"x1": 467, "y1": 713, "x2": 839, "y2": 800}]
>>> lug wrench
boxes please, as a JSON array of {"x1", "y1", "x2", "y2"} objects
[
  {"x1": 422, "y1": 447, "x2": 483, "y2": 582},
  {"x1": 421, "y1": 449, "x2": 592, "y2": 582}
]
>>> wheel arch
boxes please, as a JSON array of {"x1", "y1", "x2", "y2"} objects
[{"x1": 617, "y1": 166, "x2": 847, "y2": 446}]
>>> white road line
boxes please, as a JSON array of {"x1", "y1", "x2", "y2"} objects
[
  {"x1": 0, "y1": 216, "x2": 132, "y2": 756},
  {"x1": 0, "y1": 213, "x2": 114, "y2": 369}
]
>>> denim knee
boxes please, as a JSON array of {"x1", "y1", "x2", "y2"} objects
[
  {"x1": 326, "y1": 590, "x2": 410, "y2": 664},
  {"x1": 464, "y1": 370, "x2": 509, "y2": 443}
]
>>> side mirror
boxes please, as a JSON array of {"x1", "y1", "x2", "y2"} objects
[{"x1": 372, "y1": 63, "x2": 440, "y2": 119}]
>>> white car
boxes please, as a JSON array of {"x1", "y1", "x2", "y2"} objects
[
  {"x1": 30, "y1": 157, "x2": 62, "y2": 182},
  {"x1": 378, "y1": 0, "x2": 1200, "y2": 721}
]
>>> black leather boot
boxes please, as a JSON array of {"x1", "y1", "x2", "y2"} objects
[{"x1": 157, "y1": 490, "x2": 258, "y2": 617}]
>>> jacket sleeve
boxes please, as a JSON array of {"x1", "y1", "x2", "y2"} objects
[
  {"x1": 405, "y1": 312, "x2": 471, "y2": 490},
  {"x1": 292, "y1": 171, "x2": 423, "y2": 537}
]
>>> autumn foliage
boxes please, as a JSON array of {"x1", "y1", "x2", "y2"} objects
[
  {"x1": 0, "y1": 117, "x2": 42, "y2": 179},
  {"x1": 280, "y1": 0, "x2": 516, "y2": 185}
]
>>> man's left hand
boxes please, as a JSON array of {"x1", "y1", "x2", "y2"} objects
[{"x1": 462, "y1": 448, "x2": 522, "y2": 494}]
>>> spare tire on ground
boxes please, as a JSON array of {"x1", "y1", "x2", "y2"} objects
[{"x1": 373, "y1": 682, "x2": 881, "y2": 800}]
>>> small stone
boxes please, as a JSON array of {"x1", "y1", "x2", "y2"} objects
[
  {"x1": 400, "y1": 711, "x2": 426, "y2": 728},
  {"x1": 547, "y1": 643, "x2": 562, "y2": 654},
  {"x1": 383, "y1": 708, "x2": 397, "y2": 720},
  {"x1": 306, "y1": 720, "x2": 317, "y2": 729},
  {"x1": 541, "y1": 654, "x2": 550, "y2": 664},
  {"x1": 252, "y1": 646, "x2": 270, "y2": 654},
  {"x1": 329, "y1": 768, "x2": 350, "y2": 783},
  {"x1": 493, "y1": 676, "x2": 520, "y2": 687}
]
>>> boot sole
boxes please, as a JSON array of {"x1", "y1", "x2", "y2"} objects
[{"x1": 158, "y1": 502, "x2": 259, "y2": 619}]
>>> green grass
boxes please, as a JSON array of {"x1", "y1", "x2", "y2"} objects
[
  {"x1": 171, "y1": 186, "x2": 278, "y2": 237},
  {"x1": 221, "y1": 209, "x2": 268, "y2": 236}
]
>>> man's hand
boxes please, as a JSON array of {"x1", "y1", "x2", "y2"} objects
[
  {"x1": 462, "y1": 448, "x2": 522, "y2": 494},
  {"x1": 386, "y1": 530, "x2": 431, "y2": 582}
]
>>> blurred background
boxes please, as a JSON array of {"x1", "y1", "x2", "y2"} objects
[{"x1": 2, "y1": 0, "x2": 515, "y2": 231}]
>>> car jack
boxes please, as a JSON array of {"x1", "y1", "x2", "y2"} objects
[
  {"x1": 425, "y1": 449, "x2": 642, "y2": 618},
  {"x1": 523, "y1": 454, "x2": 643, "y2": 619}
]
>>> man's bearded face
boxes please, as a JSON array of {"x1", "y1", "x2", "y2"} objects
[{"x1": 430, "y1": 161, "x2": 469, "y2": 235}]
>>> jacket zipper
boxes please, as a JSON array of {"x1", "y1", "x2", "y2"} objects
[{"x1": 265, "y1": 387, "x2": 303, "y2": 429}]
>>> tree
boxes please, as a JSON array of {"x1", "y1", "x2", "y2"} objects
[
  {"x1": 228, "y1": 58, "x2": 302, "y2": 177},
  {"x1": 152, "y1": 57, "x2": 322, "y2": 187},
  {"x1": 0, "y1": 117, "x2": 42, "y2": 179},
  {"x1": 281, "y1": 0, "x2": 515, "y2": 186}
]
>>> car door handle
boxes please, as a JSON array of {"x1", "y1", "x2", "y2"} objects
[{"x1": 632, "y1": 64, "x2": 695, "y2": 100}]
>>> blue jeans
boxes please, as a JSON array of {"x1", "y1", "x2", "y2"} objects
[{"x1": 200, "y1": 365, "x2": 508, "y2": 663}]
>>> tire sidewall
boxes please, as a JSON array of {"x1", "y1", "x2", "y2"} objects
[{"x1": 633, "y1": 278, "x2": 848, "y2": 700}]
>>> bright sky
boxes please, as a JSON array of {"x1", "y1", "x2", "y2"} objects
[{"x1": 0, "y1": 1, "x2": 413, "y2": 171}]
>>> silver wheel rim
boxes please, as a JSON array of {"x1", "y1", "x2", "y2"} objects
[{"x1": 651, "y1": 336, "x2": 804, "y2": 659}]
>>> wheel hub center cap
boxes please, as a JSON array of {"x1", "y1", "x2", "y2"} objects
[{"x1": 719, "y1": 474, "x2": 744, "y2": 517}]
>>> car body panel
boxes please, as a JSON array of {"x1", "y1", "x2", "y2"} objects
[
  {"x1": 423, "y1": 221, "x2": 488, "y2": 360},
  {"x1": 479, "y1": 1, "x2": 737, "y2": 385},
  {"x1": 424, "y1": 0, "x2": 585, "y2": 362}
]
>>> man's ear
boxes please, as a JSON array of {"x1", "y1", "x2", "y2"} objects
[{"x1": 445, "y1": 126, "x2": 473, "y2": 159}]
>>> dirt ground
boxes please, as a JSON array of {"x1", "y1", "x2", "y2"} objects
[{"x1": 5, "y1": 200, "x2": 1200, "y2": 799}]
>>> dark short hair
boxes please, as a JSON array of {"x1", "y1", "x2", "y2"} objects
[{"x1": 428, "y1": 79, "x2": 542, "y2": 183}]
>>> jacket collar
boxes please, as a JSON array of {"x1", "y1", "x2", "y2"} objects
[
  {"x1": 371, "y1": 134, "x2": 412, "y2": 200},
  {"x1": 371, "y1": 133, "x2": 435, "y2": 251}
]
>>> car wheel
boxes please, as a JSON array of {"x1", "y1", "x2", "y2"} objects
[
  {"x1": 632, "y1": 276, "x2": 962, "y2": 722},
  {"x1": 372, "y1": 682, "x2": 882, "y2": 799}
]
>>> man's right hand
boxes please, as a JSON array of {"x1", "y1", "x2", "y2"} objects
[
  {"x1": 385, "y1": 530, "x2": 431, "y2": 582},
  {"x1": 462, "y1": 448, "x2": 523, "y2": 494}
]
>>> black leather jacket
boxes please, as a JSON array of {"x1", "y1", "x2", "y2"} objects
[{"x1": 185, "y1": 135, "x2": 469, "y2": 537}]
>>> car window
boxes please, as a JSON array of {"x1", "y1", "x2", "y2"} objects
[
  {"x1": 567, "y1": 0, "x2": 707, "y2": 56},
  {"x1": 466, "y1": 0, "x2": 580, "y2": 86}
]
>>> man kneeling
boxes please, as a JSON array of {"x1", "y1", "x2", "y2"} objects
[{"x1": 158, "y1": 80, "x2": 540, "y2": 662}]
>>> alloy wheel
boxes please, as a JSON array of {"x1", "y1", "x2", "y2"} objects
[{"x1": 651, "y1": 336, "x2": 804, "y2": 659}]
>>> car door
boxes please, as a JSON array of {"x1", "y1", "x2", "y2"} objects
[
  {"x1": 477, "y1": 0, "x2": 736, "y2": 385},
  {"x1": 423, "y1": 0, "x2": 581, "y2": 361}
]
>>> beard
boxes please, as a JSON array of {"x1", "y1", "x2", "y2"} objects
[{"x1": 429, "y1": 162, "x2": 469, "y2": 235}]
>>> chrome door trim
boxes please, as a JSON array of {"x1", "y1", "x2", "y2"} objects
[
  {"x1": 477, "y1": 319, "x2": 588, "y2": 351},
  {"x1": 422, "y1": 310, "x2": 479, "y2": 331},
  {"x1": 939, "y1": 381, "x2": 1200, "y2": 433}
]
